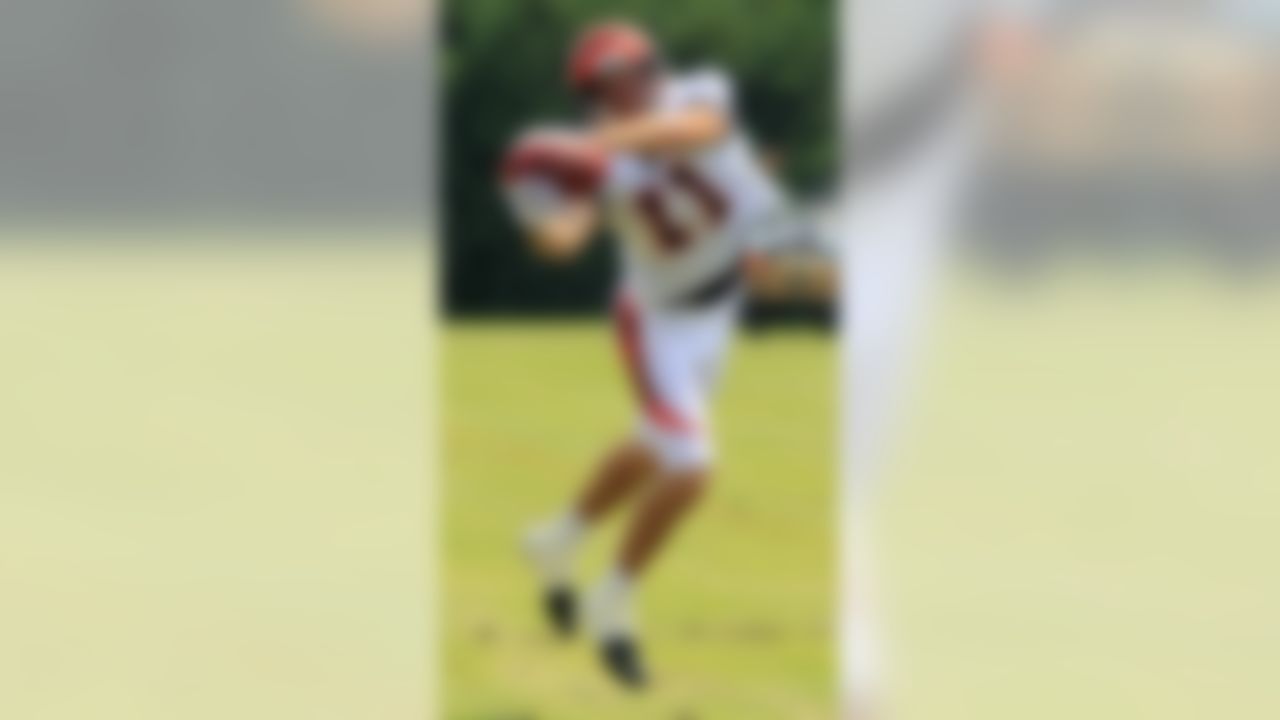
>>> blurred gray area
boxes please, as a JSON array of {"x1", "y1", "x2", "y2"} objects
[
  {"x1": 966, "y1": 5, "x2": 1280, "y2": 270},
  {"x1": 0, "y1": 0, "x2": 426, "y2": 221}
]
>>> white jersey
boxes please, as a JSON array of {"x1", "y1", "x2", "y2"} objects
[{"x1": 602, "y1": 68, "x2": 784, "y2": 308}]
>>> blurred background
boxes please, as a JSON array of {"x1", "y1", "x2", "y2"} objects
[
  {"x1": 0, "y1": 2, "x2": 432, "y2": 719},
  {"x1": 968, "y1": 1, "x2": 1279, "y2": 272},
  {"x1": 847, "y1": 1, "x2": 1280, "y2": 718},
  {"x1": 0, "y1": 0, "x2": 426, "y2": 221}
]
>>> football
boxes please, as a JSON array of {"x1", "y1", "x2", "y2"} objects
[{"x1": 500, "y1": 128, "x2": 608, "y2": 198}]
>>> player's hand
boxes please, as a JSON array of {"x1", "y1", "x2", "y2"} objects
[
  {"x1": 525, "y1": 200, "x2": 599, "y2": 264},
  {"x1": 500, "y1": 128, "x2": 606, "y2": 263}
]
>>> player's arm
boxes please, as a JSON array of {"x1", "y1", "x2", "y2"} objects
[
  {"x1": 742, "y1": 251, "x2": 838, "y2": 303},
  {"x1": 523, "y1": 199, "x2": 600, "y2": 264},
  {"x1": 592, "y1": 104, "x2": 730, "y2": 155},
  {"x1": 740, "y1": 214, "x2": 840, "y2": 302}
]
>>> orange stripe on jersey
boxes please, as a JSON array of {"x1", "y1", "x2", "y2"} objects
[{"x1": 612, "y1": 294, "x2": 697, "y2": 435}]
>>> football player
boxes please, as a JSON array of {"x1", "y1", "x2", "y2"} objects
[{"x1": 501, "y1": 20, "x2": 830, "y2": 689}]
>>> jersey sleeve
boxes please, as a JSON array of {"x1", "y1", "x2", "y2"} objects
[
  {"x1": 673, "y1": 67, "x2": 737, "y2": 116},
  {"x1": 504, "y1": 176, "x2": 569, "y2": 227}
]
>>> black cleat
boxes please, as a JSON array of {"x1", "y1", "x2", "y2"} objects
[
  {"x1": 599, "y1": 636, "x2": 649, "y2": 690},
  {"x1": 543, "y1": 585, "x2": 577, "y2": 637}
]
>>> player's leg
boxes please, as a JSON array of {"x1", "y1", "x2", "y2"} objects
[
  {"x1": 524, "y1": 439, "x2": 658, "y2": 636},
  {"x1": 587, "y1": 298, "x2": 733, "y2": 689},
  {"x1": 575, "y1": 439, "x2": 659, "y2": 521},
  {"x1": 524, "y1": 292, "x2": 682, "y2": 639},
  {"x1": 587, "y1": 462, "x2": 709, "y2": 690},
  {"x1": 617, "y1": 465, "x2": 708, "y2": 576}
]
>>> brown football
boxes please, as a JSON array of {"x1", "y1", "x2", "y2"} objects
[{"x1": 500, "y1": 130, "x2": 608, "y2": 197}]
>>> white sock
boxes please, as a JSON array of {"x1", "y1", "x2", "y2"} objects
[
  {"x1": 588, "y1": 567, "x2": 635, "y2": 639},
  {"x1": 525, "y1": 509, "x2": 586, "y2": 586},
  {"x1": 545, "y1": 509, "x2": 586, "y2": 551}
]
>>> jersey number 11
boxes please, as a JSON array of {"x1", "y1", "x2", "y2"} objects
[{"x1": 633, "y1": 163, "x2": 729, "y2": 254}]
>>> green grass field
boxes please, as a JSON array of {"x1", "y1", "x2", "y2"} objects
[{"x1": 444, "y1": 323, "x2": 837, "y2": 719}]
